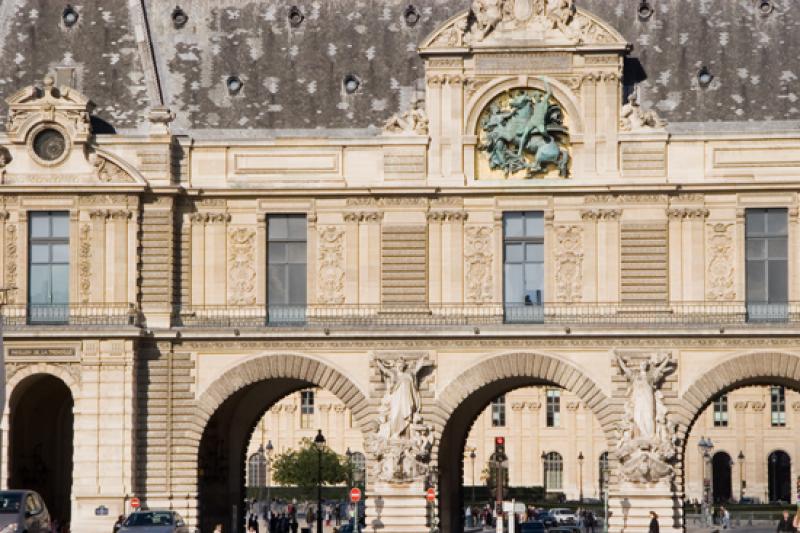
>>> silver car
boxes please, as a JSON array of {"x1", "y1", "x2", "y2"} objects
[
  {"x1": 118, "y1": 511, "x2": 190, "y2": 533},
  {"x1": 0, "y1": 490, "x2": 51, "y2": 533}
]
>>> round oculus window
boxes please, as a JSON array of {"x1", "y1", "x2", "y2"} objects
[{"x1": 32, "y1": 128, "x2": 67, "y2": 162}]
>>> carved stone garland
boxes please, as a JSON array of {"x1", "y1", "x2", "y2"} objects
[
  {"x1": 706, "y1": 223, "x2": 735, "y2": 301},
  {"x1": 227, "y1": 228, "x2": 257, "y2": 306},
  {"x1": 554, "y1": 225, "x2": 583, "y2": 303},
  {"x1": 5, "y1": 224, "x2": 16, "y2": 303},
  {"x1": 79, "y1": 223, "x2": 92, "y2": 303},
  {"x1": 317, "y1": 226, "x2": 346, "y2": 305},
  {"x1": 464, "y1": 226, "x2": 494, "y2": 303}
]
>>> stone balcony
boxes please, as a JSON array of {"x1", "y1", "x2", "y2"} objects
[
  {"x1": 0, "y1": 303, "x2": 139, "y2": 330},
  {"x1": 172, "y1": 302, "x2": 800, "y2": 332}
]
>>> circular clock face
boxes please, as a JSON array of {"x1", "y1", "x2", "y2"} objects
[{"x1": 32, "y1": 128, "x2": 67, "y2": 162}]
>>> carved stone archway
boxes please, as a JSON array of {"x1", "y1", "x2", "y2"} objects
[
  {"x1": 168, "y1": 353, "x2": 372, "y2": 531},
  {"x1": 433, "y1": 351, "x2": 613, "y2": 533},
  {"x1": 677, "y1": 352, "x2": 800, "y2": 440}
]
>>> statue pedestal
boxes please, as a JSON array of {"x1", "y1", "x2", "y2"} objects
[
  {"x1": 608, "y1": 481, "x2": 683, "y2": 533},
  {"x1": 365, "y1": 481, "x2": 430, "y2": 533}
]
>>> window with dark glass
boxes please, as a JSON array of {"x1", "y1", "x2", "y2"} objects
[
  {"x1": 503, "y1": 211, "x2": 544, "y2": 322},
  {"x1": 544, "y1": 451, "x2": 563, "y2": 490},
  {"x1": 546, "y1": 389, "x2": 560, "y2": 428},
  {"x1": 746, "y1": 209, "x2": 788, "y2": 321},
  {"x1": 300, "y1": 390, "x2": 314, "y2": 429},
  {"x1": 491, "y1": 395, "x2": 506, "y2": 427},
  {"x1": 713, "y1": 395, "x2": 729, "y2": 427},
  {"x1": 28, "y1": 212, "x2": 69, "y2": 323},
  {"x1": 771, "y1": 386, "x2": 786, "y2": 427},
  {"x1": 267, "y1": 215, "x2": 307, "y2": 323}
]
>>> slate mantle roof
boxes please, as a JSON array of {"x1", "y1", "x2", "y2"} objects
[{"x1": 0, "y1": 0, "x2": 796, "y2": 133}]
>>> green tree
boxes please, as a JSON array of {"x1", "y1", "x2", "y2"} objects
[{"x1": 271, "y1": 438, "x2": 349, "y2": 498}]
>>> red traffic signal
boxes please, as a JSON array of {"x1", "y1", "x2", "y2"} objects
[
  {"x1": 494, "y1": 436, "x2": 506, "y2": 456},
  {"x1": 425, "y1": 487, "x2": 436, "y2": 502}
]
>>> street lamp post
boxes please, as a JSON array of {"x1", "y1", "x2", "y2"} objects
[
  {"x1": 698, "y1": 437, "x2": 714, "y2": 526},
  {"x1": 578, "y1": 452, "x2": 584, "y2": 503},
  {"x1": 769, "y1": 453, "x2": 778, "y2": 503},
  {"x1": 737, "y1": 451, "x2": 745, "y2": 502},
  {"x1": 602, "y1": 464, "x2": 610, "y2": 533},
  {"x1": 314, "y1": 430, "x2": 326, "y2": 533},
  {"x1": 541, "y1": 452, "x2": 548, "y2": 501},
  {"x1": 266, "y1": 440, "x2": 273, "y2": 520},
  {"x1": 469, "y1": 449, "x2": 477, "y2": 505}
]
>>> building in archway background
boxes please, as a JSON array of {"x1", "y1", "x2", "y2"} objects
[
  {"x1": 247, "y1": 385, "x2": 800, "y2": 505},
  {"x1": 0, "y1": 1, "x2": 799, "y2": 532}
]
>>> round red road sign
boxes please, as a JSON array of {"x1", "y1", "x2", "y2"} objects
[
  {"x1": 425, "y1": 488, "x2": 436, "y2": 502},
  {"x1": 350, "y1": 488, "x2": 362, "y2": 503},
  {"x1": 130, "y1": 497, "x2": 141, "y2": 509}
]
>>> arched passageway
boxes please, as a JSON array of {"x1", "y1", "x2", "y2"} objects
[
  {"x1": 193, "y1": 355, "x2": 370, "y2": 533},
  {"x1": 679, "y1": 352, "x2": 800, "y2": 510},
  {"x1": 768, "y1": 450, "x2": 791, "y2": 503},
  {"x1": 9, "y1": 374, "x2": 74, "y2": 525},
  {"x1": 711, "y1": 452, "x2": 732, "y2": 503},
  {"x1": 435, "y1": 353, "x2": 611, "y2": 533}
]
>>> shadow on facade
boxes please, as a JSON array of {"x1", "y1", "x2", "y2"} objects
[{"x1": 9, "y1": 374, "x2": 73, "y2": 525}]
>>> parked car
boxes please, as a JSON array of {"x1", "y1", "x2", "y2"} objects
[
  {"x1": 118, "y1": 510, "x2": 190, "y2": 533},
  {"x1": 530, "y1": 509, "x2": 557, "y2": 528},
  {"x1": 549, "y1": 508, "x2": 577, "y2": 524},
  {"x1": 519, "y1": 520, "x2": 546, "y2": 533},
  {"x1": 0, "y1": 489, "x2": 51, "y2": 533}
]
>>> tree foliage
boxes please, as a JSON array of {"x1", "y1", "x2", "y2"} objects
[{"x1": 271, "y1": 438, "x2": 349, "y2": 496}]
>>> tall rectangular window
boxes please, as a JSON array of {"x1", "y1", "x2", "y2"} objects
[
  {"x1": 713, "y1": 395, "x2": 729, "y2": 427},
  {"x1": 28, "y1": 212, "x2": 69, "y2": 324},
  {"x1": 491, "y1": 395, "x2": 506, "y2": 427},
  {"x1": 546, "y1": 389, "x2": 560, "y2": 428},
  {"x1": 300, "y1": 390, "x2": 315, "y2": 429},
  {"x1": 771, "y1": 386, "x2": 786, "y2": 427},
  {"x1": 746, "y1": 209, "x2": 788, "y2": 321},
  {"x1": 503, "y1": 211, "x2": 544, "y2": 323},
  {"x1": 267, "y1": 215, "x2": 307, "y2": 324}
]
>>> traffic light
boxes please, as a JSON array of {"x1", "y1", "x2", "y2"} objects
[{"x1": 494, "y1": 436, "x2": 505, "y2": 457}]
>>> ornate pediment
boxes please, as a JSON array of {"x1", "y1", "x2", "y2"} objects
[
  {"x1": 421, "y1": 1, "x2": 627, "y2": 52},
  {"x1": 5, "y1": 76, "x2": 92, "y2": 147}
]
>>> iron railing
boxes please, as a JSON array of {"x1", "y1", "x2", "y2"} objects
[
  {"x1": 1, "y1": 303, "x2": 139, "y2": 329},
  {"x1": 175, "y1": 302, "x2": 800, "y2": 330}
]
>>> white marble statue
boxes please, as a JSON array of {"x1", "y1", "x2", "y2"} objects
[
  {"x1": 376, "y1": 357, "x2": 427, "y2": 439},
  {"x1": 615, "y1": 351, "x2": 678, "y2": 483},
  {"x1": 369, "y1": 356, "x2": 434, "y2": 483},
  {"x1": 616, "y1": 352, "x2": 672, "y2": 440}
]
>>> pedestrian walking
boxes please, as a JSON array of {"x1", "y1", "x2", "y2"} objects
[
  {"x1": 648, "y1": 511, "x2": 659, "y2": 533},
  {"x1": 720, "y1": 506, "x2": 730, "y2": 529},
  {"x1": 777, "y1": 510, "x2": 796, "y2": 532}
]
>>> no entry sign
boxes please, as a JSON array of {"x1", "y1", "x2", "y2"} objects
[
  {"x1": 350, "y1": 488, "x2": 362, "y2": 503},
  {"x1": 130, "y1": 497, "x2": 141, "y2": 509},
  {"x1": 425, "y1": 488, "x2": 436, "y2": 502}
]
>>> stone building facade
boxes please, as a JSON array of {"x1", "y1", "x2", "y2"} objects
[{"x1": 0, "y1": 1, "x2": 799, "y2": 532}]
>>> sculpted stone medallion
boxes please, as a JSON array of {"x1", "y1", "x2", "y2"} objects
[{"x1": 477, "y1": 78, "x2": 570, "y2": 179}]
